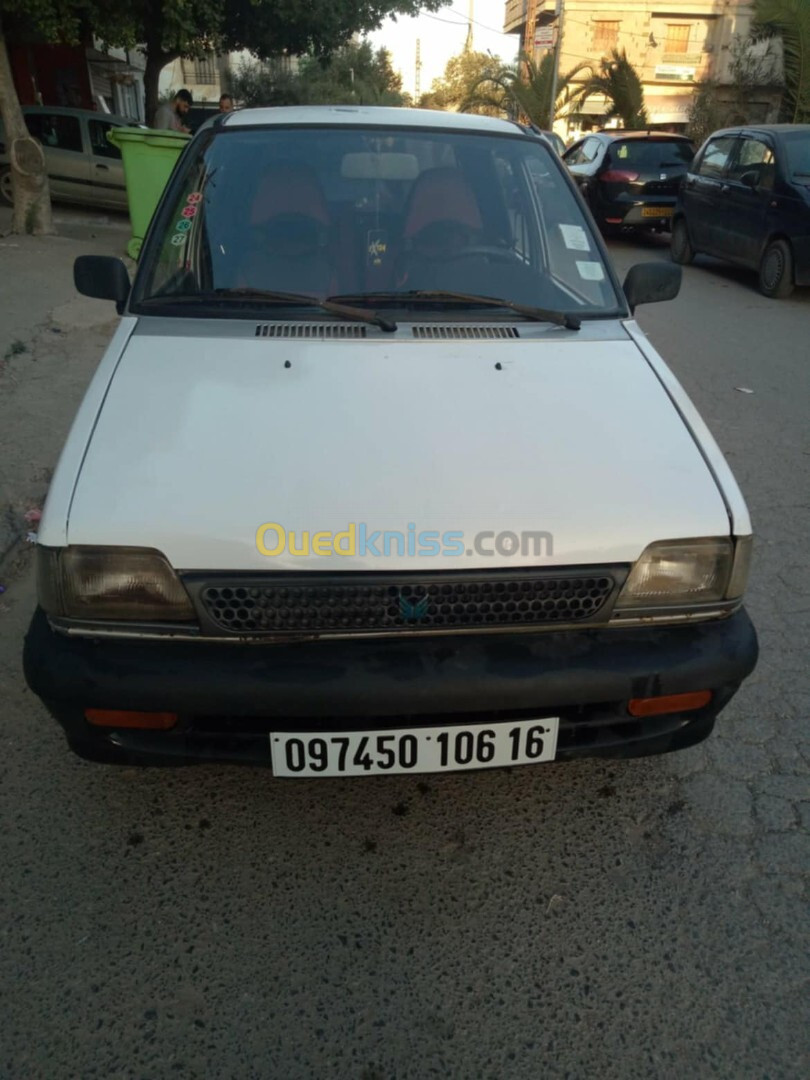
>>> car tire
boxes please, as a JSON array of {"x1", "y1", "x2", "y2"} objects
[
  {"x1": 670, "y1": 218, "x2": 694, "y2": 264},
  {"x1": 758, "y1": 238, "x2": 794, "y2": 299},
  {"x1": 0, "y1": 166, "x2": 14, "y2": 207}
]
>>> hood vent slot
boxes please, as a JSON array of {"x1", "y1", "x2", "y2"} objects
[
  {"x1": 255, "y1": 323, "x2": 367, "y2": 339},
  {"x1": 413, "y1": 325, "x2": 520, "y2": 340}
]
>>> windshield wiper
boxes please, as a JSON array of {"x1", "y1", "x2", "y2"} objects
[
  {"x1": 329, "y1": 290, "x2": 580, "y2": 330},
  {"x1": 140, "y1": 288, "x2": 397, "y2": 331}
]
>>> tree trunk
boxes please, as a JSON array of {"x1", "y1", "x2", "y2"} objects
[
  {"x1": 0, "y1": 23, "x2": 53, "y2": 234},
  {"x1": 143, "y1": 49, "x2": 178, "y2": 126}
]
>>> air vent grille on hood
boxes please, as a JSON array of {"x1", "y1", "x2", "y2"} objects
[
  {"x1": 255, "y1": 323, "x2": 367, "y2": 339},
  {"x1": 413, "y1": 325, "x2": 520, "y2": 340}
]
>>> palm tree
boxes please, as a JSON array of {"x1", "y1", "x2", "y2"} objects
[
  {"x1": 580, "y1": 49, "x2": 649, "y2": 129},
  {"x1": 462, "y1": 51, "x2": 591, "y2": 129},
  {"x1": 753, "y1": 0, "x2": 810, "y2": 122}
]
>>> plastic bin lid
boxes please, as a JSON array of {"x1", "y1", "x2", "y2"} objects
[{"x1": 107, "y1": 127, "x2": 191, "y2": 149}]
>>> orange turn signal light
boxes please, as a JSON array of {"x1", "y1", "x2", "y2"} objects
[
  {"x1": 628, "y1": 691, "x2": 712, "y2": 718},
  {"x1": 85, "y1": 709, "x2": 177, "y2": 730}
]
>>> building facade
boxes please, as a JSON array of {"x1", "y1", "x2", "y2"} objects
[
  {"x1": 160, "y1": 53, "x2": 232, "y2": 105},
  {"x1": 8, "y1": 39, "x2": 145, "y2": 120},
  {"x1": 159, "y1": 51, "x2": 300, "y2": 106},
  {"x1": 503, "y1": 0, "x2": 781, "y2": 137}
]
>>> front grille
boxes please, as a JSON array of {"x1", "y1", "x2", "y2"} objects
[
  {"x1": 255, "y1": 323, "x2": 367, "y2": 339},
  {"x1": 412, "y1": 325, "x2": 520, "y2": 340},
  {"x1": 194, "y1": 571, "x2": 617, "y2": 636}
]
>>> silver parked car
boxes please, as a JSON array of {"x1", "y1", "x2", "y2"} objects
[{"x1": 0, "y1": 106, "x2": 137, "y2": 211}]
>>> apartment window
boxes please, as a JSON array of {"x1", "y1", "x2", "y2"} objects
[
  {"x1": 593, "y1": 21, "x2": 620, "y2": 51},
  {"x1": 192, "y1": 54, "x2": 217, "y2": 85},
  {"x1": 665, "y1": 24, "x2": 691, "y2": 54}
]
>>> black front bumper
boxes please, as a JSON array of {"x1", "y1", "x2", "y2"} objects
[{"x1": 24, "y1": 607, "x2": 758, "y2": 767}]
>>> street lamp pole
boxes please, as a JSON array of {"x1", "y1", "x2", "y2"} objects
[{"x1": 548, "y1": 0, "x2": 565, "y2": 131}]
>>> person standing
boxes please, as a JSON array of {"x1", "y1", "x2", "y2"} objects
[
  {"x1": 153, "y1": 89, "x2": 193, "y2": 132},
  {"x1": 219, "y1": 94, "x2": 235, "y2": 113}
]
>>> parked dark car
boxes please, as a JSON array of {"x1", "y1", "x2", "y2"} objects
[
  {"x1": 563, "y1": 131, "x2": 694, "y2": 234},
  {"x1": 671, "y1": 124, "x2": 810, "y2": 298},
  {"x1": 539, "y1": 129, "x2": 566, "y2": 156}
]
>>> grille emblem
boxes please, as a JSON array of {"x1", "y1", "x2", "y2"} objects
[{"x1": 398, "y1": 593, "x2": 430, "y2": 621}]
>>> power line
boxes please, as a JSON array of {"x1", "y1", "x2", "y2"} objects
[
  {"x1": 448, "y1": 6, "x2": 510, "y2": 36},
  {"x1": 421, "y1": 7, "x2": 512, "y2": 37}
]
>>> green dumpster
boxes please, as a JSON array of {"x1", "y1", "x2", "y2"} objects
[{"x1": 108, "y1": 127, "x2": 191, "y2": 259}]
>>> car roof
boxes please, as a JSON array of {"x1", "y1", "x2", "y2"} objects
[
  {"x1": 594, "y1": 130, "x2": 692, "y2": 141},
  {"x1": 220, "y1": 105, "x2": 523, "y2": 136},
  {"x1": 22, "y1": 105, "x2": 136, "y2": 125},
  {"x1": 708, "y1": 123, "x2": 810, "y2": 138}
]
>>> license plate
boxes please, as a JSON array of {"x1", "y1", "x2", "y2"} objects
[
  {"x1": 642, "y1": 206, "x2": 673, "y2": 218},
  {"x1": 270, "y1": 718, "x2": 559, "y2": 777}
]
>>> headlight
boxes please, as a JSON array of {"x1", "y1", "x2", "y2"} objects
[
  {"x1": 37, "y1": 546, "x2": 195, "y2": 621},
  {"x1": 614, "y1": 537, "x2": 752, "y2": 612}
]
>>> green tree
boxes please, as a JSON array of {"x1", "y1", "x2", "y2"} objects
[
  {"x1": 298, "y1": 41, "x2": 406, "y2": 105},
  {"x1": 753, "y1": 0, "x2": 810, "y2": 122},
  {"x1": 687, "y1": 33, "x2": 781, "y2": 145},
  {"x1": 419, "y1": 50, "x2": 505, "y2": 115},
  {"x1": 229, "y1": 42, "x2": 407, "y2": 108},
  {"x1": 226, "y1": 59, "x2": 304, "y2": 109},
  {"x1": 0, "y1": 0, "x2": 440, "y2": 233},
  {"x1": 118, "y1": 0, "x2": 440, "y2": 125},
  {"x1": 462, "y1": 51, "x2": 591, "y2": 127},
  {"x1": 581, "y1": 48, "x2": 648, "y2": 129}
]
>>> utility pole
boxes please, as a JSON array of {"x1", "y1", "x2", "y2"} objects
[
  {"x1": 465, "y1": 0, "x2": 474, "y2": 52},
  {"x1": 415, "y1": 38, "x2": 422, "y2": 100},
  {"x1": 523, "y1": 0, "x2": 539, "y2": 79},
  {"x1": 548, "y1": 0, "x2": 565, "y2": 131}
]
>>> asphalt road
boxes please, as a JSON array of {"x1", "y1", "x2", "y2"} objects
[{"x1": 1, "y1": 230, "x2": 809, "y2": 1080}]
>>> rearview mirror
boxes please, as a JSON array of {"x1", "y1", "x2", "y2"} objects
[
  {"x1": 622, "y1": 261, "x2": 681, "y2": 314},
  {"x1": 74, "y1": 256, "x2": 130, "y2": 314},
  {"x1": 341, "y1": 152, "x2": 419, "y2": 181}
]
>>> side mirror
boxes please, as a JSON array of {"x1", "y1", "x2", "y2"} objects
[
  {"x1": 74, "y1": 256, "x2": 130, "y2": 314},
  {"x1": 622, "y1": 261, "x2": 681, "y2": 314},
  {"x1": 739, "y1": 170, "x2": 759, "y2": 189}
]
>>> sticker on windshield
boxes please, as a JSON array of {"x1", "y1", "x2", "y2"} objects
[
  {"x1": 559, "y1": 224, "x2": 590, "y2": 251},
  {"x1": 367, "y1": 229, "x2": 388, "y2": 266},
  {"x1": 186, "y1": 192, "x2": 203, "y2": 205},
  {"x1": 576, "y1": 260, "x2": 605, "y2": 281}
]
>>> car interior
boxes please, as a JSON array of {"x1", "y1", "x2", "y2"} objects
[{"x1": 144, "y1": 129, "x2": 618, "y2": 313}]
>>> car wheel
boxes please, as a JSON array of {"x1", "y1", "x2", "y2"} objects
[
  {"x1": 670, "y1": 218, "x2": 694, "y2": 264},
  {"x1": 758, "y1": 238, "x2": 794, "y2": 299},
  {"x1": 0, "y1": 167, "x2": 14, "y2": 207}
]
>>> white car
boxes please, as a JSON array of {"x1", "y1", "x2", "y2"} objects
[{"x1": 24, "y1": 107, "x2": 758, "y2": 774}]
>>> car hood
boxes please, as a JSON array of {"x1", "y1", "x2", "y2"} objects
[{"x1": 66, "y1": 326, "x2": 730, "y2": 570}]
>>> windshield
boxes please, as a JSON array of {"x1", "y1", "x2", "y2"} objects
[
  {"x1": 133, "y1": 124, "x2": 621, "y2": 317},
  {"x1": 609, "y1": 139, "x2": 694, "y2": 170},
  {"x1": 783, "y1": 131, "x2": 810, "y2": 179}
]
